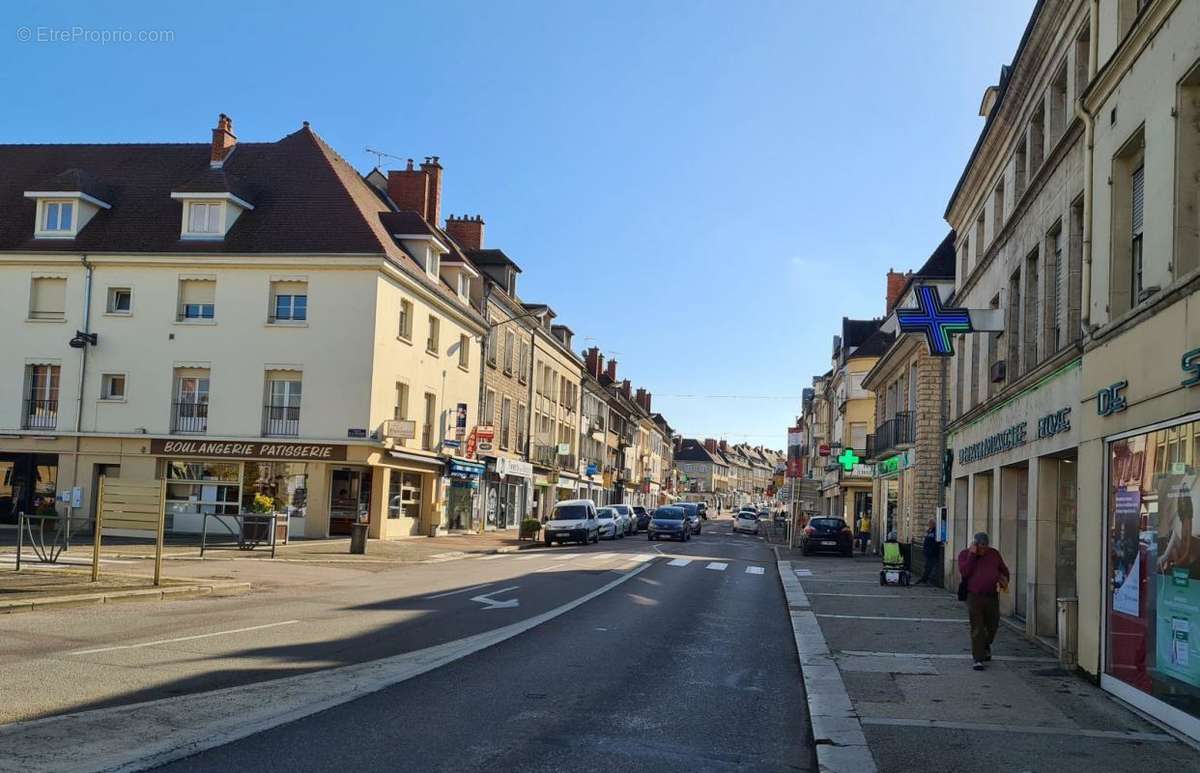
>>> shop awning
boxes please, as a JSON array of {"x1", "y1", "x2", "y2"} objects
[{"x1": 387, "y1": 449, "x2": 444, "y2": 469}]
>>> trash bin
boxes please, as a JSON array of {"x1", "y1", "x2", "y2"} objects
[{"x1": 350, "y1": 522, "x2": 368, "y2": 554}]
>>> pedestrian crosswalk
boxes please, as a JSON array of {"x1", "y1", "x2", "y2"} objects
[{"x1": 472, "y1": 550, "x2": 768, "y2": 577}]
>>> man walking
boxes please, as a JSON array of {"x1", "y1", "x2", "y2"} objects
[
  {"x1": 856, "y1": 513, "x2": 871, "y2": 554},
  {"x1": 916, "y1": 518, "x2": 939, "y2": 585},
  {"x1": 958, "y1": 532, "x2": 1009, "y2": 670}
]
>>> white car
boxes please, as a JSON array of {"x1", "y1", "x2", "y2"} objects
[
  {"x1": 595, "y1": 507, "x2": 624, "y2": 540},
  {"x1": 610, "y1": 504, "x2": 636, "y2": 535},
  {"x1": 734, "y1": 510, "x2": 760, "y2": 535},
  {"x1": 543, "y1": 499, "x2": 600, "y2": 546}
]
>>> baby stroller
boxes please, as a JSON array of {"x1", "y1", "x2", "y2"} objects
[{"x1": 879, "y1": 534, "x2": 911, "y2": 586}]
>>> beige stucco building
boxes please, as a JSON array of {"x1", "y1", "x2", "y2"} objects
[{"x1": 525, "y1": 307, "x2": 583, "y2": 518}]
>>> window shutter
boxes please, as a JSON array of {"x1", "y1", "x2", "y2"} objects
[
  {"x1": 1053, "y1": 231, "x2": 1064, "y2": 338},
  {"x1": 30, "y1": 277, "x2": 66, "y2": 317},
  {"x1": 1131, "y1": 166, "x2": 1145, "y2": 235},
  {"x1": 180, "y1": 279, "x2": 215, "y2": 305}
]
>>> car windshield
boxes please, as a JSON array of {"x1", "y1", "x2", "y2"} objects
[
  {"x1": 811, "y1": 518, "x2": 846, "y2": 529},
  {"x1": 596, "y1": 508, "x2": 616, "y2": 519},
  {"x1": 653, "y1": 509, "x2": 684, "y2": 521},
  {"x1": 551, "y1": 505, "x2": 590, "y2": 521},
  {"x1": 739, "y1": 512, "x2": 757, "y2": 519}
]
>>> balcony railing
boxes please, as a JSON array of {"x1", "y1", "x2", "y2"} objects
[
  {"x1": 263, "y1": 404, "x2": 300, "y2": 437},
  {"x1": 172, "y1": 401, "x2": 208, "y2": 433},
  {"x1": 23, "y1": 399, "x2": 58, "y2": 430},
  {"x1": 869, "y1": 411, "x2": 915, "y2": 461}
]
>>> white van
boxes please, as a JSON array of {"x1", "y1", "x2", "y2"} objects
[{"x1": 543, "y1": 499, "x2": 600, "y2": 546}]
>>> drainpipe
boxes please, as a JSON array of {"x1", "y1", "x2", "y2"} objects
[
  {"x1": 1077, "y1": 1, "x2": 1099, "y2": 335},
  {"x1": 69, "y1": 255, "x2": 93, "y2": 535}
]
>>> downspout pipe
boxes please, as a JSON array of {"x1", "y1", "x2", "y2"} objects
[{"x1": 1077, "y1": 1, "x2": 1099, "y2": 336}]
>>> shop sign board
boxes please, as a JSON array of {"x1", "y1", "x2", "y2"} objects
[
  {"x1": 455, "y1": 403, "x2": 468, "y2": 441},
  {"x1": 447, "y1": 459, "x2": 486, "y2": 479},
  {"x1": 382, "y1": 419, "x2": 417, "y2": 440},
  {"x1": 151, "y1": 439, "x2": 347, "y2": 461},
  {"x1": 476, "y1": 425, "x2": 496, "y2": 442}
]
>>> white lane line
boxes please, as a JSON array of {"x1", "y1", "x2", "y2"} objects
[
  {"x1": 667, "y1": 558, "x2": 692, "y2": 567},
  {"x1": 589, "y1": 553, "x2": 614, "y2": 560},
  {"x1": 514, "y1": 555, "x2": 539, "y2": 561},
  {"x1": 815, "y1": 614, "x2": 965, "y2": 623},
  {"x1": 551, "y1": 554, "x2": 576, "y2": 561},
  {"x1": 705, "y1": 562, "x2": 728, "y2": 571},
  {"x1": 859, "y1": 717, "x2": 1174, "y2": 742},
  {"x1": 5, "y1": 561, "x2": 659, "y2": 773},
  {"x1": 839, "y1": 649, "x2": 1058, "y2": 663},
  {"x1": 478, "y1": 554, "x2": 506, "y2": 560},
  {"x1": 745, "y1": 566, "x2": 765, "y2": 575},
  {"x1": 424, "y1": 582, "x2": 493, "y2": 600},
  {"x1": 70, "y1": 621, "x2": 301, "y2": 656}
]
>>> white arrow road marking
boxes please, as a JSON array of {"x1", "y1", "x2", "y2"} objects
[
  {"x1": 470, "y1": 586, "x2": 520, "y2": 610},
  {"x1": 667, "y1": 558, "x2": 692, "y2": 567},
  {"x1": 745, "y1": 566, "x2": 765, "y2": 575},
  {"x1": 424, "y1": 582, "x2": 493, "y2": 600},
  {"x1": 70, "y1": 621, "x2": 301, "y2": 656},
  {"x1": 705, "y1": 562, "x2": 728, "y2": 571}
]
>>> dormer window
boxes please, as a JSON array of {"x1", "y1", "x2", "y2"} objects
[
  {"x1": 42, "y1": 201, "x2": 74, "y2": 232},
  {"x1": 457, "y1": 274, "x2": 471, "y2": 300},
  {"x1": 425, "y1": 249, "x2": 440, "y2": 279},
  {"x1": 170, "y1": 191, "x2": 254, "y2": 240},
  {"x1": 187, "y1": 202, "x2": 223, "y2": 235}
]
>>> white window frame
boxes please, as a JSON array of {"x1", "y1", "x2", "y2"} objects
[
  {"x1": 41, "y1": 200, "x2": 75, "y2": 233},
  {"x1": 100, "y1": 373, "x2": 127, "y2": 402},
  {"x1": 427, "y1": 315, "x2": 440, "y2": 355},
  {"x1": 185, "y1": 201, "x2": 224, "y2": 237},
  {"x1": 458, "y1": 334, "x2": 471, "y2": 370},
  {"x1": 106, "y1": 287, "x2": 133, "y2": 315},
  {"x1": 398, "y1": 298, "x2": 413, "y2": 342}
]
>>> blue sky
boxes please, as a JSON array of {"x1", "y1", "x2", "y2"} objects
[{"x1": 6, "y1": 0, "x2": 1034, "y2": 448}]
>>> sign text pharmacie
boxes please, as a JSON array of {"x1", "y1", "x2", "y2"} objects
[
  {"x1": 956, "y1": 407, "x2": 1071, "y2": 465},
  {"x1": 151, "y1": 439, "x2": 348, "y2": 461}
]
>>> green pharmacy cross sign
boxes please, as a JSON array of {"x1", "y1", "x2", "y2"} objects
[{"x1": 837, "y1": 448, "x2": 860, "y2": 471}]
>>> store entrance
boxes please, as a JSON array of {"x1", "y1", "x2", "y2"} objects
[
  {"x1": 0, "y1": 453, "x2": 58, "y2": 524},
  {"x1": 329, "y1": 467, "x2": 371, "y2": 536},
  {"x1": 1001, "y1": 462, "x2": 1030, "y2": 620}
]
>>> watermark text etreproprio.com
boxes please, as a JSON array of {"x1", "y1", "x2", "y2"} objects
[{"x1": 16, "y1": 26, "x2": 175, "y2": 44}]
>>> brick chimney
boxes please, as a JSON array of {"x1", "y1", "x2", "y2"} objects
[
  {"x1": 387, "y1": 160, "x2": 428, "y2": 218},
  {"x1": 886, "y1": 268, "x2": 910, "y2": 314},
  {"x1": 421, "y1": 157, "x2": 443, "y2": 227},
  {"x1": 584, "y1": 347, "x2": 603, "y2": 379},
  {"x1": 444, "y1": 214, "x2": 484, "y2": 251},
  {"x1": 211, "y1": 113, "x2": 236, "y2": 166},
  {"x1": 719, "y1": 440, "x2": 729, "y2": 454},
  {"x1": 704, "y1": 438, "x2": 718, "y2": 454},
  {"x1": 635, "y1": 388, "x2": 652, "y2": 412},
  {"x1": 605, "y1": 359, "x2": 618, "y2": 383},
  {"x1": 620, "y1": 379, "x2": 632, "y2": 399}
]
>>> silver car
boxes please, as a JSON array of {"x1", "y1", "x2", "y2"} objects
[
  {"x1": 610, "y1": 504, "x2": 636, "y2": 535},
  {"x1": 595, "y1": 507, "x2": 625, "y2": 540}
]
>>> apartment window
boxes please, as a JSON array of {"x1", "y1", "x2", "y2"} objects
[
  {"x1": 422, "y1": 393, "x2": 437, "y2": 451},
  {"x1": 178, "y1": 278, "x2": 216, "y2": 321},
  {"x1": 518, "y1": 341, "x2": 529, "y2": 383},
  {"x1": 1109, "y1": 128, "x2": 1145, "y2": 317},
  {"x1": 399, "y1": 299, "x2": 413, "y2": 341},
  {"x1": 458, "y1": 334, "x2": 470, "y2": 369},
  {"x1": 970, "y1": 333, "x2": 982, "y2": 407},
  {"x1": 394, "y1": 382, "x2": 409, "y2": 421},
  {"x1": 517, "y1": 403, "x2": 527, "y2": 452},
  {"x1": 959, "y1": 237, "x2": 970, "y2": 287},
  {"x1": 42, "y1": 201, "x2": 74, "y2": 232},
  {"x1": 23, "y1": 364, "x2": 60, "y2": 430},
  {"x1": 1047, "y1": 222, "x2": 1064, "y2": 352},
  {"x1": 503, "y1": 330, "x2": 515, "y2": 374},
  {"x1": 106, "y1": 287, "x2": 132, "y2": 315},
  {"x1": 500, "y1": 397, "x2": 512, "y2": 449},
  {"x1": 975, "y1": 212, "x2": 986, "y2": 254},
  {"x1": 423, "y1": 250, "x2": 440, "y2": 279},
  {"x1": 28, "y1": 277, "x2": 66, "y2": 320},
  {"x1": 486, "y1": 326, "x2": 498, "y2": 365},
  {"x1": 186, "y1": 202, "x2": 223, "y2": 235},
  {"x1": 427, "y1": 316, "x2": 440, "y2": 354},
  {"x1": 1068, "y1": 195, "x2": 1085, "y2": 342},
  {"x1": 270, "y1": 281, "x2": 308, "y2": 322},
  {"x1": 1175, "y1": 62, "x2": 1200, "y2": 278},
  {"x1": 850, "y1": 422, "x2": 867, "y2": 452},
  {"x1": 1030, "y1": 104, "x2": 1045, "y2": 172},
  {"x1": 1023, "y1": 248, "x2": 1040, "y2": 372},
  {"x1": 1131, "y1": 164, "x2": 1145, "y2": 306},
  {"x1": 264, "y1": 375, "x2": 302, "y2": 437},
  {"x1": 1074, "y1": 23, "x2": 1091, "y2": 103},
  {"x1": 457, "y1": 274, "x2": 470, "y2": 300},
  {"x1": 173, "y1": 371, "x2": 209, "y2": 433},
  {"x1": 992, "y1": 180, "x2": 1005, "y2": 236},
  {"x1": 100, "y1": 374, "x2": 126, "y2": 401},
  {"x1": 1015, "y1": 135, "x2": 1028, "y2": 199},
  {"x1": 484, "y1": 389, "x2": 496, "y2": 425},
  {"x1": 1007, "y1": 268, "x2": 1022, "y2": 378},
  {"x1": 1049, "y1": 62, "x2": 1068, "y2": 145}
]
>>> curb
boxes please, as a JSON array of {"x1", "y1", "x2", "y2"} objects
[
  {"x1": 777, "y1": 559, "x2": 877, "y2": 773},
  {"x1": 0, "y1": 581, "x2": 251, "y2": 614}
]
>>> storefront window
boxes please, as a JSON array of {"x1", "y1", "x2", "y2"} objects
[
  {"x1": 1106, "y1": 418, "x2": 1200, "y2": 720},
  {"x1": 241, "y1": 462, "x2": 307, "y2": 522},
  {"x1": 448, "y1": 481, "x2": 477, "y2": 530},
  {"x1": 387, "y1": 472, "x2": 422, "y2": 520},
  {"x1": 163, "y1": 461, "x2": 241, "y2": 533}
]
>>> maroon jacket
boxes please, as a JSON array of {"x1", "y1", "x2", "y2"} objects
[{"x1": 957, "y1": 547, "x2": 1010, "y2": 595}]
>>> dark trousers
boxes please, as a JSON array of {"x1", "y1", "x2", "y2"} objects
[
  {"x1": 919, "y1": 551, "x2": 938, "y2": 582},
  {"x1": 967, "y1": 592, "x2": 1000, "y2": 662}
]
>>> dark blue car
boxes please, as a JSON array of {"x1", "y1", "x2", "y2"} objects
[{"x1": 648, "y1": 506, "x2": 690, "y2": 542}]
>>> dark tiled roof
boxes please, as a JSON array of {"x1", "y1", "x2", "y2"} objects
[
  {"x1": 31, "y1": 167, "x2": 113, "y2": 203},
  {"x1": 380, "y1": 210, "x2": 440, "y2": 239},
  {"x1": 466, "y1": 248, "x2": 522, "y2": 272},
  {"x1": 171, "y1": 166, "x2": 255, "y2": 203},
  {"x1": 842, "y1": 318, "x2": 883, "y2": 349},
  {"x1": 852, "y1": 329, "x2": 895, "y2": 358},
  {"x1": 674, "y1": 439, "x2": 716, "y2": 463},
  {"x1": 915, "y1": 231, "x2": 957, "y2": 279}
]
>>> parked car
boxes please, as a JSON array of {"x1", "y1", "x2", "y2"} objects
[
  {"x1": 632, "y1": 506, "x2": 651, "y2": 532},
  {"x1": 610, "y1": 504, "x2": 636, "y2": 535},
  {"x1": 595, "y1": 507, "x2": 624, "y2": 540},
  {"x1": 543, "y1": 499, "x2": 600, "y2": 546},
  {"x1": 648, "y1": 506, "x2": 690, "y2": 541},
  {"x1": 733, "y1": 510, "x2": 761, "y2": 535},
  {"x1": 800, "y1": 516, "x2": 854, "y2": 557}
]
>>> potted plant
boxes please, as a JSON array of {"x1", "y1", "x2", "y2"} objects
[
  {"x1": 241, "y1": 493, "x2": 275, "y2": 545},
  {"x1": 519, "y1": 518, "x2": 541, "y2": 540}
]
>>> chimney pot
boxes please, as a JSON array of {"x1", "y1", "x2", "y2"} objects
[
  {"x1": 445, "y1": 213, "x2": 485, "y2": 251},
  {"x1": 210, "y1": 113, "x2": 237, "y2": 166}
]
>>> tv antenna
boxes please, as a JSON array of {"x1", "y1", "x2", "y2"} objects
[{"x1": 365, "y1": 147, "x2": 406, "y2": 168}]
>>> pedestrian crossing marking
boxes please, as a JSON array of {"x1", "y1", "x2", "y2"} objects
[
  {"x1": 706, "y1": 562, "x2": 728, "y2": 571},
  {"x1": 627, "y1": 554, "x2": 655, "y2": 563},
  {"x1": 552, "y1": 554, "x2": 575, "y2": 561},
  {"x1": 589, "y1": 553, "x2": 613, "y2": 560},
  {"x1": 515, "y1": 555, "x2": 538, "y2": 561},
  {"x1": 745, "y1": 566, "x2": 765, "y2": 575},
  {"x1": 667, "y1": 558, "x2": 692, "y2": 567},
  {"x1": 794, "y1": 568, "x2": 813, "y2": 576}
]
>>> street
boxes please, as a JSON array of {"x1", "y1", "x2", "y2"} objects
[{"x1": 0, "y1": 516, "x2": 812, "y2": 772}]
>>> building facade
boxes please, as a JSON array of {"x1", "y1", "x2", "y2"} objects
[{"x1": 526, "y1": 308, "x2": 583, "y2": 519}]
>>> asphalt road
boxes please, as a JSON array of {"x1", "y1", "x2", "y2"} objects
[
  {"x1": 147, "y1": 517, "x2": 808, "y2": 772},
  {"x1": 0, "y1": 517, "x2": 811, "y2": 771}
]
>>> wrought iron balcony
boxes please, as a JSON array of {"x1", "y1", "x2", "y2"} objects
[
  {"x1": 23, "y1": 399, "x2": 58, "y2": 430},
  {"x1": 868, "y1": 411, "x2": 915, "y2": 461},
  {"x1": 172, "y1": 401, "x2": 208, "y2": 434},
  {"x1": 263, "y1": 404, "x2": 300, "y2": 437}
]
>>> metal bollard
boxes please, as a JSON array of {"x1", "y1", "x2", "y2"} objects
[{"x1": 350, "y1": 521, "x2": 368, "y2": 554}]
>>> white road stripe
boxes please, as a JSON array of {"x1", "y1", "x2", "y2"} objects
[
  {"x1": 627, "y1": 554, "x2": 655, "y2": 563},
  {"x1": 667, "y1": 558, "x2": 692, "y2": 567},
  {"x1": 705, "y1": 562, "x2": 728, "y2": 571},
  {"x1": 552, "y1": 554, "x2": 576, "y2": 561},
  {"x1": 70, "y1": 620, "x2": 301, "y2": 656},
  {"x1": 794, "y1": 568, "x2": 813, "y2": 576},
  {"x1": 478, "y1": 554, "x2": 506, "y2": 560},
  {"x1": 515, "y1": 555, "x2": 539, "y2": 561},
  {"x1": 589, "y1": 553, "x2": 614, "y2": 560},
  {"x1": 424, "y1": 582, "x2": 493, "y2": 600},
  {"x1": 745, "y1": 566, "x2": 765, "y2": 575}
]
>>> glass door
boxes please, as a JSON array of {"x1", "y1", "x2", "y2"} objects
[{"x1": 329, "y1": 468, "x2": 370, "y2": 535}]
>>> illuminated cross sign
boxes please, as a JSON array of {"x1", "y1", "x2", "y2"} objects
[
  {"x1": 896, "y1": 285, "x2": 973, "y2": 357},
  {"x1": 837, "y1": 448, "x2": 860, "y2": 471}
]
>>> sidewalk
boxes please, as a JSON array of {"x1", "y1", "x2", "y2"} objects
[{"x1": 777, "y1": 547, "x2": 1195, "y2": 773}]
